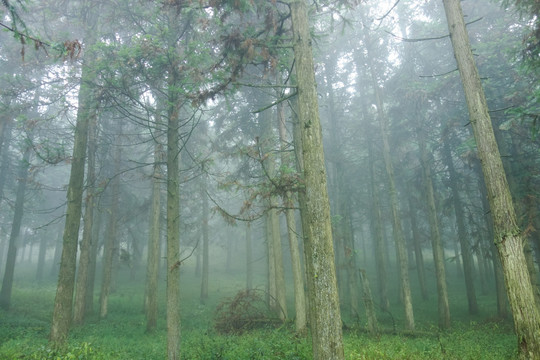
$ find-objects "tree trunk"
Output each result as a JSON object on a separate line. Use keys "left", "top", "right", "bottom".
{"left": 359, "top": 7, "right": 415, "bottom": 331}
{"left": 290, "top": 1, "right": 344, "bottom": 358}
{"left": 246, "top": 222, "right": 253, "bottom": 290}
{"left": 85, "top": 205, "right": 102, "bottom": 315}
{"left": 200, "top": 170, "right": 209, "bottom": 304}
{"left": 0, "top": 146, "right": 31, "bottom": 310}
{"left": 408, "top": 197, "right": 429, "bottom": 301}
{"left": 359, "top": 269, "right": 379, "bottom": 336}
{"left": 418, "top": 131, "right": 450, "bottom": 329}
{"left": 166, "top": 10, "right": 181, "bottom": 353}
{"left": 49, "top": 45, "right": 96, "bottom": 343}
{"left": 99, "top": 141, "right": 121, "bottom": 319}
{"left": 443, "top": 0, "right": 540, "bottom": 356}
{"left": 73, "top": 111, "right": 98, "bottom": 325}
{"left": 368, "top": 132, "right": 391, "bottom": 309}
{"left": 145, "top": 112, "right": 163, "bottom": 332}
{"left": 277, "top": 99, "right": 306, "bottom": 334}
{"left": 442, "top": 134, "right": 478, "bottom": 314}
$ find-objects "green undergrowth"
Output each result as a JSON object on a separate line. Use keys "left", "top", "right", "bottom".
{"left": 0, "top": 267, "right": 519, "bottom": 359}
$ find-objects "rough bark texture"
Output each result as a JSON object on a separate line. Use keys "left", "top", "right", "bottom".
{"left": 359, "top": 269, "right": 379, "bottom": 336}
{"left": 49, "top": 54, "right": 94, "bottom": 344}
{"left": 291, "top": 1, "right": 344, "bottom": 358}
{"left": 443, "top": 0, "right": 540, "bottom": 357}
{"left": 418, "top": 132, "right": 450, "bottom": 329}
{"left": 0, "top": 146, "right": 30, "bottom": 310}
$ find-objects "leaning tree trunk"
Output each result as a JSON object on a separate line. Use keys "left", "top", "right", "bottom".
{"left": 443, "top": 0, "right": 540, "bottom": 357}
{"left": 200, "top": 169, "right": 209, "bottom": 304}
{"left": 290, "top": 1, "right": 344, "bottom": 358}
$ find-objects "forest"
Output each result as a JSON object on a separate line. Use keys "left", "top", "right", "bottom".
{"left": 1, "top": 0, "right": 540, "bottom": 359}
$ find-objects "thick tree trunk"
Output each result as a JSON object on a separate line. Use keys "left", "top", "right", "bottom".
{"left": 291, "top": 1, "right": 344, "bottom": 358}
{"left": 442, "top": 134, "right": 478, "bottom": 314}
{"left": 443, "top": 0, "right": 540, "bottom": 357}
{"left": 49, "top": 50, "right": 95, "bottom": 343}
{"left": 359, "top": 269, "right": 379, "bottom": 335}
{"left": 73, "top": 111, "right": 98, "bottom": 325}
{"left": 418, "top": 132, "right": 450, "bottom": 329}
{"left": 0, "top": 146, "right": 31, "bottom": 310}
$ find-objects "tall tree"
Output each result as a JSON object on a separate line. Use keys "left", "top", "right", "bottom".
{"left": 443, "top": 0, "right": 540, "bottom": 357}
{"left": 290, "top": 0, "right": 344, "bottom": 358}
{"left": 49, "top": 3, "right": 98, "bottom": 342}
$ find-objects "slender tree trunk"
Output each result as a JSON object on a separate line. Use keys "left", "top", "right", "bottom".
{"left": 359, "top": 7, "right": 415, "bottom": 330}
{"left": 36, "top": 236, "right": 47, "bottom": 283}
{"left": 359, "top": 269, "right": 379, "bottom": 335}
{"left": 145, "top": 115, "right": 163, "bottom": 332}
{"left": 442, "top": 134, "right": 478, "bottom": 314}
{"left": 73, "top": 112, "right": 98, "bottom": 325}
{"left": 443, "top": 0, "right": 540, "bottom": 356}
{"left": 408, "top": 197, "right": 429, "bottom": 301}
{"left": 277, "top": 99, "right": 306, "bottom": 334}
{"left": 368, "top": 133, "right": 391, "bottom": 309}
{"left": 165, "top": 13, "right": 181, "bottom": 354}
{"left": 0, "top": 146, "right": 31, "bottom": 309}
{"left": 418, "top": 131, "right": 450, "bottom": 329}
{"left": 200, "top": 170, "right": 209, "bottom": 304}
{"left": 99, "top": 141, "right": 121, "bottom": 319}
{"left": 49, "top": 43, "right": 96, "bottom": 343}
{"left": 246, "top": 222, "right": 253, "bottom": 290}
{"left": 85, "top": 206, "right": 101, "bottom": 315}
{"left": 290, "top": 1, "right": 344, "bottom": 358}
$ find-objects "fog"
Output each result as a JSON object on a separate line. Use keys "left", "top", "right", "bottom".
{"left": 0, "top": 0, "right": 539, "bottom": 359}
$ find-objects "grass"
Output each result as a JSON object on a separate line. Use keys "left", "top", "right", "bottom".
{"left": 0, "top": 262, "right": 519, "bottom": 359}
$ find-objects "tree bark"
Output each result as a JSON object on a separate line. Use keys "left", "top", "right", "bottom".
{"left": 277, "top": 99, "right": 306, "bottom": 334}
{"left": 49, "top": 45, "right": 96, "bottom": 343}
{"left": 73, "top": 110, "right": 98, "bottom": 325}
{"left": 290, "top": 1, "right": 344, "bottom": 358}
{"left": 443, "top": 0, "right": 540, "bottom": 357}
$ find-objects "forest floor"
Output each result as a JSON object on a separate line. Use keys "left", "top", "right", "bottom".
{"left": 0, "top": 265, "right": 518, "bottom": 359}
